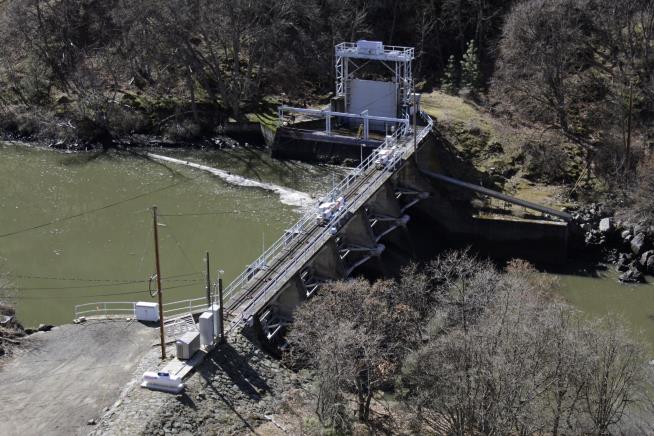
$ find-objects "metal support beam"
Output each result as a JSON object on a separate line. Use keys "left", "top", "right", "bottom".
{"left": 421, "top": 170, "right": 573, "bottom": 221}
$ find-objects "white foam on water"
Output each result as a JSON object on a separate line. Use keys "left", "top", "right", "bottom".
{"left": 147, "top": 153, "right": 314, "bottom": 208}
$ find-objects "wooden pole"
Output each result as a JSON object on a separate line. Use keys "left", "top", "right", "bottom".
{"left": 152, "top": 206, "right": 166, "bottom": 360}
{"left": 205, "top": 252, "right": 211, "bottom": 306}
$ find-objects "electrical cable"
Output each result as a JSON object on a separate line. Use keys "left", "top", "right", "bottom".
{"left": 158, "top": 210, "right": 254, "bottom": 217}
{"left": 8, "top": 271, "right": 199, "bottom": 283}
{"left": 0, "top": 174, "right": 201, "bottom": 239}
{"left": 2, "top": 277, "right": 201, "bottom": 291}
{"left": 158, "top": 215, "right": 204, "bottom": 283}
{"left": 3, "top": 281, "right": 202, "bottom": 300}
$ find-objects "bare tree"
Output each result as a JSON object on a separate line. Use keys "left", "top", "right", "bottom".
{"left": 581, "top": 317, "right": 646, "bottom": 435}
{"left": 398, "top": 254, "right": 647, "bottom": 435}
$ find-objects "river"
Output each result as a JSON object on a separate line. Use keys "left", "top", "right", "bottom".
{"left": 1, "top": 142, "right": 652, "bottom": 356}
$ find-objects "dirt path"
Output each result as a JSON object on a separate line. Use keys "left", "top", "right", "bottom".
{"left": 0, "top": 319, "right": 156, "bottom": 436}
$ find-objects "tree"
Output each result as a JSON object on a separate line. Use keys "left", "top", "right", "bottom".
{"left": 441, "top": 55, "right": 459, "bottom": 95}
{"left": 581, "top": 317, "right": 645, "bottom": 434}
{"left": 460, "top": 40, "right": 482, "bottom": 97}
{"left": 625, "top": 157, "right": 654, "bottom": 226}
{"left": 397, "top": 255, "right": 647, "bottom": 435}
{"left": 286, "top": 276, "right": 430, "bottom": 428}
{"left": 494, "top": 0, "right": 586, "bottom": 134}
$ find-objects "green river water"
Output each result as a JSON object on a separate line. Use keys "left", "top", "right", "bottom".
{"left": 1, "top": 142, "right": 652, "bottom": 356}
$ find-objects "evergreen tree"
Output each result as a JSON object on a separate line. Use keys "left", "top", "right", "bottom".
{"left": 460, "top": 40, "right": 483, "bottom": 97}
{"left": 441, "top": 54, "right": 459, "bottom": 95}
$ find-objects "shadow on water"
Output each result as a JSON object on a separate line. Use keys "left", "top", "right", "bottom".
{"left": 58, "top": 149, "right": 108, "bottom": 166}
{"left": 539, "top": 261, "right": 611, "bottom": 279}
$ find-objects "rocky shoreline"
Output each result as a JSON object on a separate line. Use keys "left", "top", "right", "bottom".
{"left": 91, "top": 327, "right": 314, "bottom": 436}
{"left": 572, "top": 203, "right": 654, "bottom": 283}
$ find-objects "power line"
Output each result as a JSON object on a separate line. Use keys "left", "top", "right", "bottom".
{"left": 0, "top": 174, "right": 201, "bottom": 239}
{"left": 4, "top": 278, "right": 201, "bottom": 291}
{"left": 3, "top": 281, "right": 202, "bottom": 300}
{"left": 5, "top": 289, "right": 151, "bottom": 300}
{"left": 8, "top": 271, "right": 199, "bottom": 283}
{"left": 158, "top": 216, "right": 204, "bottom": 282}
{"left": 158, "top": 209, "right": 264, "bottom": 217}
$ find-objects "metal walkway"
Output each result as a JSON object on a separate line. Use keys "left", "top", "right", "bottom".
{"left": 219, "top": 113, "right": 433, "bottom": 331}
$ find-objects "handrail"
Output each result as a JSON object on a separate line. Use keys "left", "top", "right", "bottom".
{"left": 74, "top": 301, "right": 136, "bottom": 319}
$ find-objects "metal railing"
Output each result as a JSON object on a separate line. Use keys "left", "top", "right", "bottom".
{"left": 162, "top": 296, "right": 209, "bottom": 318}
{"left": 73, "top": 297, "right": 209, "bottom": 320}
{"left": 74, "top": 301, "right": 136, "bottom": 319}
{"left": 335, "top": 42, "right": 414, "bottom": 60}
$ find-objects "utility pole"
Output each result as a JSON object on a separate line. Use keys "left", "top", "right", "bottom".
{"left": 217, "top": 269, "right": 225, "bottom": 343}
{"left": 152, "top": 206, "right": 166, "bottom": 360}
{"left": 205, "top": 252, "right": 211, "bottom": 306}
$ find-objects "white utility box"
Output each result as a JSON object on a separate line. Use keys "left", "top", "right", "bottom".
{"left": 134, "top": 302, "right": 159, "bottom": 322}
{"left": 210, "top": 304, "right": 221, "bottom": 337}
{"left": 199, "top": 311, "right": 214, "bottom": 348}
{"left": 176, "top": 331, "right": 200, "bottom": 360}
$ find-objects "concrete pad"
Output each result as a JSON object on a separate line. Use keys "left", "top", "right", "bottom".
{"left": 0, "top": 319, "right": 156, "bottom": 436}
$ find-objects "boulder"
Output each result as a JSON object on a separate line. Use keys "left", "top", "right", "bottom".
{"left": 648, "top": 256, "right": 654, "bottom": 274}
{"left": 37, "top": 324, "right": 54, "bottom": 332}
{"left": 619, "top": 266, "right": 645, "bottom": 284}
{"left": 616, "top": 253, "right": 632, "bottom": 272}
{"left": 631, "top": 232, "right": 647, "bottom": 255}
{"left": 621, "top": 229, "right": 632, "bottom": 240}
{"left": 599, "top": 217, "right": 613, "bottom": 233}
{"left": 640, "top": 250, "right": 654, "bottom": 267}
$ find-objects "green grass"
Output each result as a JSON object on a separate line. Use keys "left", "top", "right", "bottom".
{"left": 421, "top": 91, "right": 574, "bottom": 210}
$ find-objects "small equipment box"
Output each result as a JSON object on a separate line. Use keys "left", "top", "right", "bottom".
{"left": 134, "top": 302, "right": 159, "bottom": 322}
{"left": 199, "top": 311, "right": 214, "bottom": 348}
{"left": 176, "top": 331, "right": 200, "bottom": 360}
